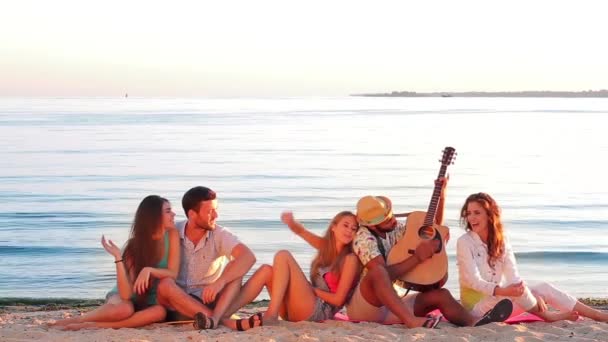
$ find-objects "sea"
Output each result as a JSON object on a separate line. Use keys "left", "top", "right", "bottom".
{"left": 1, "top": 96, "right": 607, "bottom": 302}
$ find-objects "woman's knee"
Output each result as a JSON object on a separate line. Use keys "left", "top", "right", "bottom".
{"left": 531, "top": 282, "right": 555, "bottom": 301}
{"left": 157, "top": 277, "right": 177, "bottom": 296}
{"left": 532, "top": 281, "right": 556, "bottom": 294}
{"left": 258, "top": 264, "right": 273, "bottom": 278}
{"left": 274, "top": 250, "right": 294, "bottom": 262}
{"left": 150, "top": 305, "right": 167, "bottom": 322}
{"left": 113, "top": 301, "right": 135, "bottom": 320}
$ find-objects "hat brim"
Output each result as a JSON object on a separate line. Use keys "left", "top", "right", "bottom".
{"left": 358, "top": 196, "right": 393, "bottom": 226}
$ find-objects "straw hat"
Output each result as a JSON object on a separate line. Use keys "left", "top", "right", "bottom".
{"left": 356, "top": 195, "right": 393, "bottom": 226}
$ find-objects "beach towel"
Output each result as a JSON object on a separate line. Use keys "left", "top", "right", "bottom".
{"left": 333, "top": 310, "right": 546, "bottom": 325}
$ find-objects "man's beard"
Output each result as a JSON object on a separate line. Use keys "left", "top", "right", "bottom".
{"left": 375, "top": 222, "right": 396, "bottom": 232}
{"left": 194, "top": 220, "right": 215, "bottom": 231}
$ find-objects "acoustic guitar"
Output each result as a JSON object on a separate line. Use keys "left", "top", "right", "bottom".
{"left": 386, "top": 146, "right": 456, "bottom": 292}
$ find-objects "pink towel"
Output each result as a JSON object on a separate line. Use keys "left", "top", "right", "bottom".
{"left": 333, "top": 310, "right": 545, "bottom": 325}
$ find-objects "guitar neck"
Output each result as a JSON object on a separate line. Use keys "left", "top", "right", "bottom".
{"left": 423, "top": 164, "right": 448, "bottom": 226}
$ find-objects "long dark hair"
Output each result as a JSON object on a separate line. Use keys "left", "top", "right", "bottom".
{"left": 310, "top": 211, "right": 358, "bottom": 279}
{"left": 122, "top": 195, "right": 168, "bottom": 301}
{"left": 459, "top": 192, "right": 505, "bottom": 268}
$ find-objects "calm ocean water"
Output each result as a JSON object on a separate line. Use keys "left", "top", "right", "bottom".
{"left": 1, "top": 97, "right": 607, "bottom": 301}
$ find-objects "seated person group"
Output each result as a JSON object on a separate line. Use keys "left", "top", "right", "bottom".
{"left": 51, "top": 184, "right": 608, "bottom": 331}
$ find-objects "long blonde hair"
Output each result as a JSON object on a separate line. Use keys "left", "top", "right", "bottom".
{"left": 459, "top": 193, "right": 505, "bottom": 268}
{"left": 310, "top": 211, "right": 358, "bottom": 279}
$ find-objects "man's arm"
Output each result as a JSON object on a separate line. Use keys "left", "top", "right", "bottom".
{"left": 434, "top": 177, "right": 448, "bottom": 225}
{"left": 219, "top": 243, "right": 256, "bottom": 284}
{"left": 200, "top": 243, "right": 256, "bottom": 304}
{"left": 373, "top": 253, "right": 420, "bottom": 281}
{"left": 379, "top": 239, "right": 438, "bottom": 281}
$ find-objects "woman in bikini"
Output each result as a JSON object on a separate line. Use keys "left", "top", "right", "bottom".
{"left": 195, "top": 210, "right": 360, "bottom": 330}
{"left": 457, "top": 192, "right": 608, "bottom": 323}
{"left": 51, "top": 195, "right": 180, "bottom": 330}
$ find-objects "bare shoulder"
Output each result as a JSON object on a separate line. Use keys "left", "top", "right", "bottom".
{"left": 344, "top": 253, "right": 360, "bottom": 265}
{"left": 168, "top": 228, "right": 180, "bottom": 240}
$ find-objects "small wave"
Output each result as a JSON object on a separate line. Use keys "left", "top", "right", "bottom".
{"left": 509, "top": 219, "right": 607, "bottom": 229}
{"left": 514, "top": 251, "right": 608, "bottom": 263}
{"left": 0, "top": 245, "right": 102, "bottom": 256}
{"left": 0, "top": 212, "right": 105, "bottom": 219}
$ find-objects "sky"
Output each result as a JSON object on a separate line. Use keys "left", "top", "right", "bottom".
{"left": 1, "top": 0, "right": 607, "bottom": 97}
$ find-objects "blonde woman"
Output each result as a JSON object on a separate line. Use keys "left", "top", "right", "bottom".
{"left": 201, "top": 210, "right": 360, "bottom": 331}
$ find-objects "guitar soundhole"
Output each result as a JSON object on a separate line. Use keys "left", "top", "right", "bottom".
{"left": 418, "top": 226, "right": 435, "bottom": 240}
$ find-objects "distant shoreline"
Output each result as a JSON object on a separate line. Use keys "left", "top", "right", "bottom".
{"left": 353, "top": 90, "right": 608, "bottom": 98}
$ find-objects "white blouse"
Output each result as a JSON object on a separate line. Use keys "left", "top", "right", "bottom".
{"left": 456, "top": 231, "right": 521, "bottom": 297}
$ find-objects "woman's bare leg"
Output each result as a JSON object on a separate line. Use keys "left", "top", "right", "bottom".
{"left": 528, "top": 304, "right": 579, "bottom": 322}
{"left": 221, "top": 265, "right": 273, "bottom": 331}
{"left": 50, "top": 294, "right": 134, "bottom": 326}
{"left": 63, "top": 305, "right": 166, "bottom": 330}
{"left": 573, "top": 302, "right": 608, "bottom": 322}
{"left": 264, "top": 250, "right": 317, "bottom": 323}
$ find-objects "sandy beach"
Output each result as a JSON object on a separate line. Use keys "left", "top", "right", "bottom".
{"left": 1, "top": 300, "right": 607, "bottom": 342}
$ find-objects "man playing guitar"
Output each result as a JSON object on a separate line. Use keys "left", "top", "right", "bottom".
{"left": 346, "top": 177, "right": 513, "bottom": 328}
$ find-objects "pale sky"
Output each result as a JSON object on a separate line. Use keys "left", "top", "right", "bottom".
{"left": 1, "top": 0, "right": 607, "bottom": 97}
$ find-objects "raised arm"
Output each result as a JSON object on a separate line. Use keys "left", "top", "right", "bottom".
{"left": 281, "top": 211, "right": 324, "bottom": 250}
{"left": 314, "top": 254, "right": 360, "bottom": 306}
{"left": 101, "top": 235, "right": 134, "bottom": 301}
{"left": 434, "top": 176, "right": 448, "bottom": 226}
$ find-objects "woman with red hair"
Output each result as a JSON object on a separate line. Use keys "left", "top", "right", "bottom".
{"left": 457, "top": 192, "right": 607, "bottom": 322}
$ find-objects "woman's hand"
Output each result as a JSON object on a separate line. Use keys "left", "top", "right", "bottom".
{"left": 532, "top": 291, "right": 548, "bottom": 312}
{"left": 497, "top": 281, "right": 525, "bottom": 297}
{"left": 133, "top": 267, "right": 152, "bottom": 295}
{"left": 281, "top": 211, "right": 303, "bottom": 235}
{"left": 101, "top": 235, "right": 122, "bottom": 260}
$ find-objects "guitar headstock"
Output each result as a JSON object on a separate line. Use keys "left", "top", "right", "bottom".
{"left": 440, "top": 146, "right": 456, "bottom": 166}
